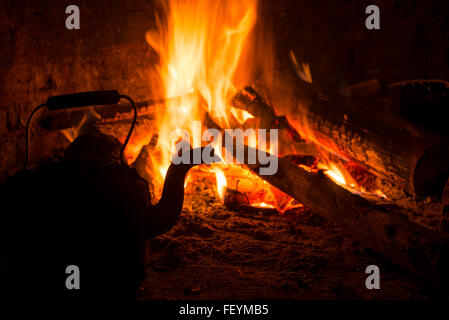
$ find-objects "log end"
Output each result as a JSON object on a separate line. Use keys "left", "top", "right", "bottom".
{"left": 413, "top": 143, "right": 449, "bottom": 197}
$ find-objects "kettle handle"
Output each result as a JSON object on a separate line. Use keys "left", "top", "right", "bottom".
{"left": 24, "top": 91, "right": 137, "bottom": 170}
{"left": 46, "top": 90, "right": 121, "bottom": 110}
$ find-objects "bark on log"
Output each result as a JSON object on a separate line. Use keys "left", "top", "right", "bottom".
{"left": 231, "top": 88, "right": 321, "bottom": 158}
{"left": 246, "top": 70, "right": 449, "bottom": 197}
{"left": 231, "top": 87, "right": 301, "bottom": 141}
{"left": 241, "top": 145, "right": 449, "bottom": 284}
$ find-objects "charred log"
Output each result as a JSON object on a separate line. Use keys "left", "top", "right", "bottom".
{"left": 241, "top": 145, "right": 449, "bottom": 284}
{"left": 243, "top": 70, "right": 449, "bottom": 198}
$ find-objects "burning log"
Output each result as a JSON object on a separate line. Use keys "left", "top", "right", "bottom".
{"left": 241, "top": 146, "right": 449, "bottom": 284}
{"left": 239, "top": 70, "right": 449, "bottom": 198}
{"left": 231, "top": 87, "right": 302, "bottom": 142}
{"left": 231, "top": 87, "right": 320, "bottom": 158}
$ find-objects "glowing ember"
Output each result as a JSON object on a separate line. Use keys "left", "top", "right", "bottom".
{"left": 251, "top": 202, "right": 275, "bottom": 209}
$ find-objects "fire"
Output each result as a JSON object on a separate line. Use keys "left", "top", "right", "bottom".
{"left": 230, "top": 107, "right": 255, "bottom": 124}
{"left": 146, "top": 0, "right": 258, "bottom": 187}
{"left": 61, "top": 108, "right": 101, "bottom": 142}
{"left": 289, "top": 51, "right": 312, "bottom": 83}
{"left": 213, "top": 167, "right": 227, "bottom": 201}
{"left": 287, "top": 61, "right": 385, "bottom": 196}
{"left": 139, "top": 0, "right": 384, "bottom": 210}
{"left": 322, "top": 163, "right": 346, "bottom": 186}
{"left": 251, "top": 202, "right": 275, "bottom": 209}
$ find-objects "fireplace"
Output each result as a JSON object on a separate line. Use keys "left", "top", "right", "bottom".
{"left": 1, "top": 0, "right": 449, "bottom": 301}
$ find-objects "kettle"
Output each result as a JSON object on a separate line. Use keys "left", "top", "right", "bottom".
{"left": 0, "top": 91, "right": 216, "bottom": 301}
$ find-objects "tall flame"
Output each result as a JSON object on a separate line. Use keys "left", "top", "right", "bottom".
{"left": 141, "top": 0, "right": 383, "bottom": 209}
{"left": 213, "top": 167, "right": 227, "bottom": 201}
{"left": 146, "top": 0, "right": 258, "bottom": 184}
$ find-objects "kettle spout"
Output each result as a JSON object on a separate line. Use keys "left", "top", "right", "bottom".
{"left": 143, "top": 146, "right": 220, "bottom": 238}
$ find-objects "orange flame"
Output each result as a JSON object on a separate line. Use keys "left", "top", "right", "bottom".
{"left": 140, "top": 0, "right": 384, "bottom": 210}
{"left": 230, "top": 107, "right": 255, "bottom": 124}
{"left": 146, "top": 0, "right": 258, "bottom": 185}
{"left": 213, "top": 167, "right": 227, "bottom": 201}
{"left": 321, "top": 163, "right": 346, "bottom": 185}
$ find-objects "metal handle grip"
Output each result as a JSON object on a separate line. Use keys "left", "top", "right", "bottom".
{"left": 24, "top": 91, "right": 137, "bottom": 170}
{"left": 46, "top": 90, "right": 120, "bottom": 111}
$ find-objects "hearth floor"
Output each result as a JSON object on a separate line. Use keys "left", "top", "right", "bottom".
{"left": 138, "top": 175, "right": 431, "bottom": 300}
